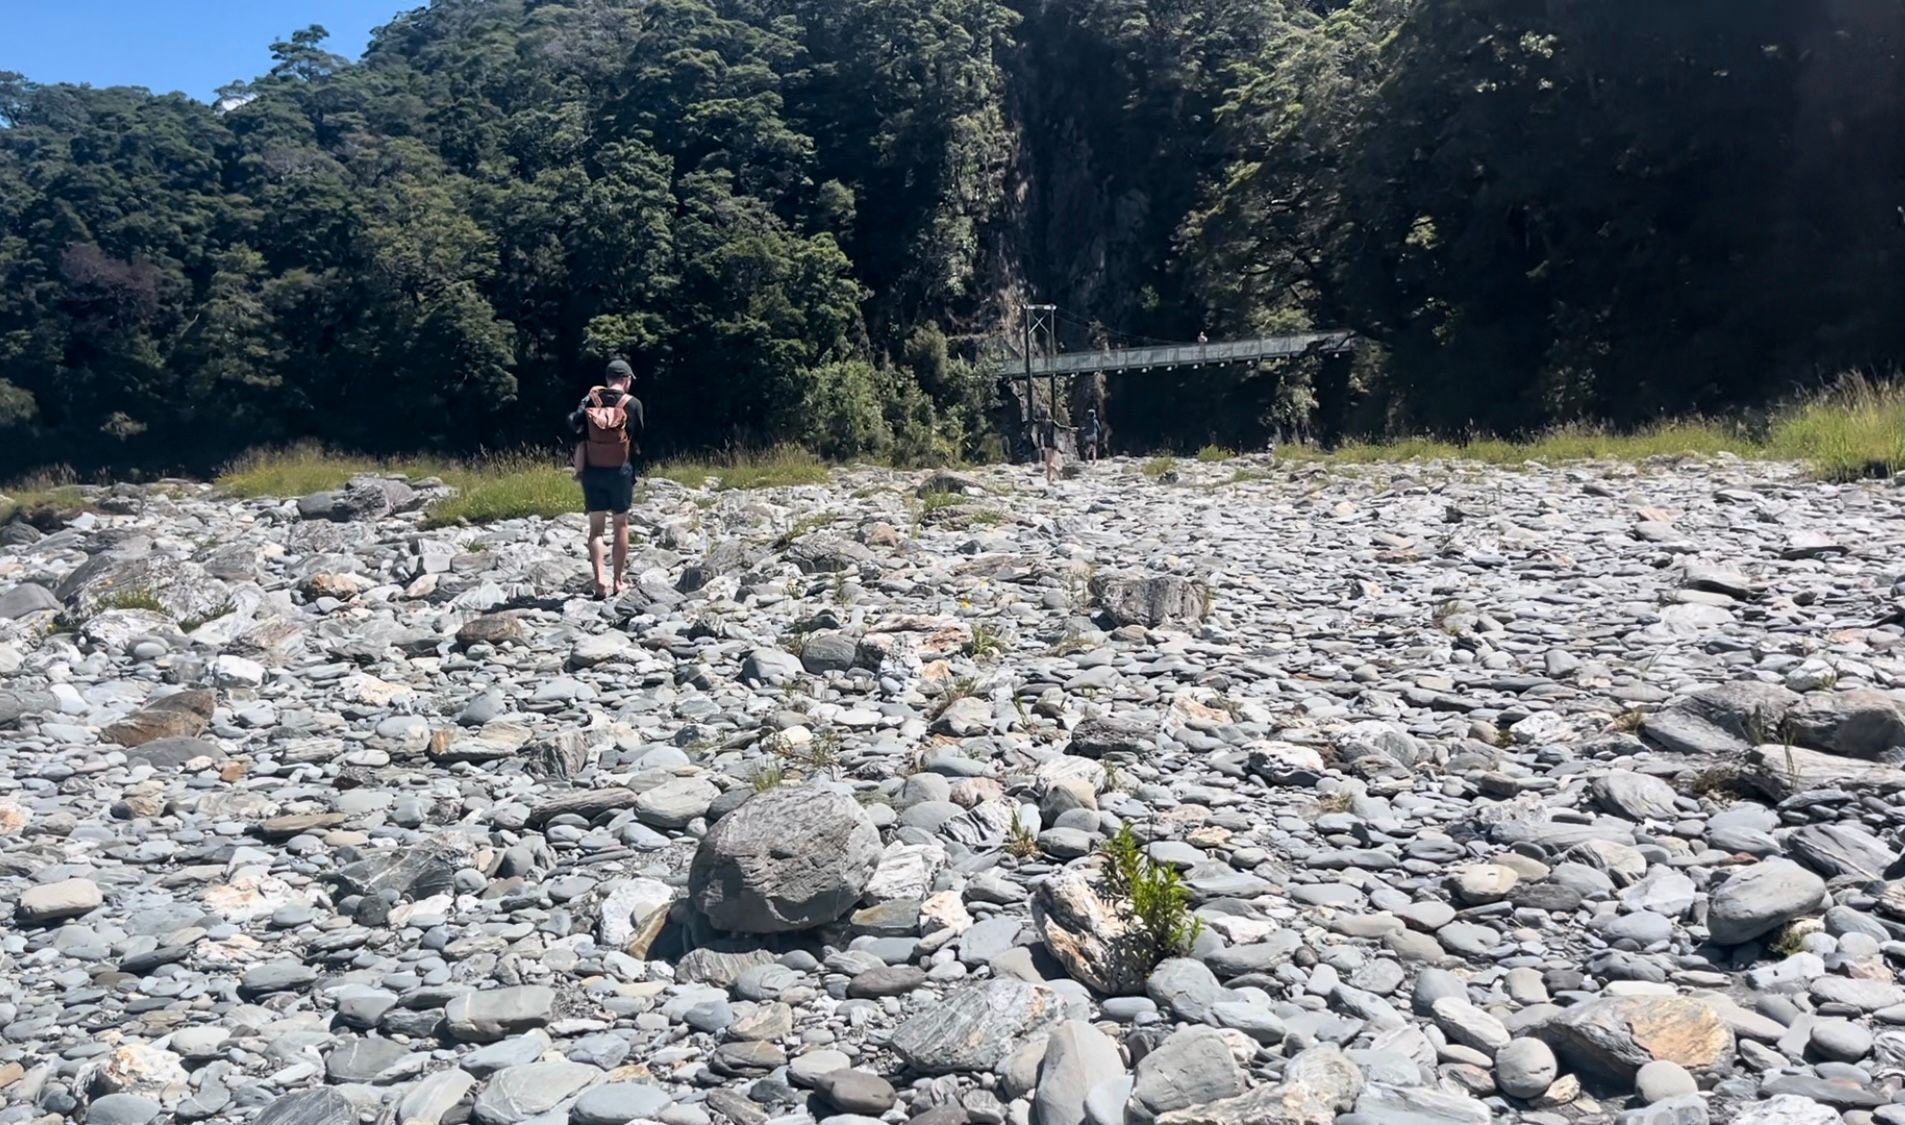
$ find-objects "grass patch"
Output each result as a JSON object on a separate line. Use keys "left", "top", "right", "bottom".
{"left": 1767, "top": 375, "right": 1905, "bottom": 481}
{"left": 1141, "top": 456, "right": 1178, "bottom": 479}
{"left": 1276, "top": 381, "right": 1905, "bottom": 480}
{"left": 95, "top": 588, "right": 165, "bottom": 614}
{"left": 1292, "top": 423, "right": 1757, "bottom": 467}
{"left": 217, "top": 444, "right": 423, "bottom": 498}
{"left": 649, "top": 446, "right": 829, "bottom": 491}
{"left": 774, "top": 512, "right": 839, "bottom": 548}
{"left": 220, "top": 445, "right": 572, "bottom": 527}
{"left": 966, "top": 622, "right": 1006, "bottom": 660}
{"left": 1194, "top": 444, "right": 1235, "bottom": 463}
{"left": 0, "top": 468, "right": 92, "bottom": 524}
{"left": 222, "top": 444, "right": 831, "bottom": 523}
{"left": 1006, "top": 808, "right": 1040, "bottom": 859}
{"left": 423, "top": 462, "right": 577, "bottom": 528}
{"left": 919, "top": 489, "right": 963, "bottom": 514}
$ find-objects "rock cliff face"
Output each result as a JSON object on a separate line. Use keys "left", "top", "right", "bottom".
{"left": 1, "top": 452, "right": 1903, "bottom": 1124}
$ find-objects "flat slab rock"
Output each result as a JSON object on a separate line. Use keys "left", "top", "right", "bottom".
{"left": 889, "top": 979, "right": 1066, "bottom": 1074}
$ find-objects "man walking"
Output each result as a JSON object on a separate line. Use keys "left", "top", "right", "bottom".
{"left": 569, "top": 359, "right": 644, "bottom": 598}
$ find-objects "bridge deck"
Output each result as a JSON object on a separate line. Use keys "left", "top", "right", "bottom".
{"left": 997, "top": 331, "right": 1355, "bottom": 377}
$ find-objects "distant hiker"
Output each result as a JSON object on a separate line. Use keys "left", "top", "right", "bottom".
{"left": 1197, "top": 330, "right": 1208, "bottom": 345}
{"left": 1081, "top": 408, "right": 1101, "bottom": 464}
{"left": 569, "top": 358, "right": 645, "bottom": 598}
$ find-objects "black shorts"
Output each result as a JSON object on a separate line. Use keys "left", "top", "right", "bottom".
{"left": 581, "top": 463, "right": 635, "bottom": 514}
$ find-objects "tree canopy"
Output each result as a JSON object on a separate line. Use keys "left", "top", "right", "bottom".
{"left": 3, "top": 0, "right": 1901, "bottom": 474}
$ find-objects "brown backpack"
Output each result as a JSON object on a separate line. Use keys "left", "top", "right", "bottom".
{"left": 582, "top": 389, "right": 631, "bottom": 468}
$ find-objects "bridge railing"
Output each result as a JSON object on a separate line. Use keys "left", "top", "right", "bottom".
{"left": 993, "top": 331, "right": 1356, "bottom": 376}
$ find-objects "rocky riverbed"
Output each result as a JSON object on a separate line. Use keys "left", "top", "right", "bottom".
{"left": 3, "top": 453, "right": 1905, "bottom": 1125}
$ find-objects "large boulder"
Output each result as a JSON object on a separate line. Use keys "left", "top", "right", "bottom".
{"left": 1068, "top": 716, "right": 1153, "bottom": 759}
{"left": 57, "top": 553, "right": 232, "bottom": 627}
{"left": 1089, "top": 572, "right": 1208, "bottom": 629}
{"left": 1541, "top": 996, "right": 1734, "bottom": 1080}
{"left": 889, "top": 979, "right": 1065, "bottom": 1074}
{"left": 1641, "top": 682, "right": 1799, "bottom": 755}
{"left": 1786, "top": 689, "right": 1905, "bottom": 762}
{"left": 101, "top": 691, "right": 216, "bottom": 748}
{"left": 1032, "top": 867, "right": 1151, "bottom": 995}
{"left": 1786, "top": 824, "right": 1897, "bottom": 881}
{"left": 689, "top": 785, "right": 880, "bottom": 933}
{"left": 1743, "top": 744, "right": 1905, "bottom": 800}
{"left": 1706, "top": 859, "right": 1827, "bottom": 945}
{"left": 299, "top": 475, "right": 419, "bottom": 522}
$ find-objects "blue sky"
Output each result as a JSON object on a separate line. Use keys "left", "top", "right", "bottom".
{"left": 2, "top": 0, "right": 410, "bottom": 101}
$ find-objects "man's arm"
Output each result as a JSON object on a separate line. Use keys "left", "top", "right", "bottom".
{"left": 567, "top": 393, "right": 592, "bottom": 435}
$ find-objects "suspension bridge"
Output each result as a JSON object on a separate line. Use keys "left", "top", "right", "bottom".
{"left": 987, "top": 303, "right": 1357, "bottom": 459}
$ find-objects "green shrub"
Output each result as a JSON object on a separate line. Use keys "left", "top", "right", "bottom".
{"left": 1006, "top": 809, "right": 1040, "bottom": 859}
{"left": 1098, "top": 823, "right": 1202, "bottom": 965}
{"left": 802, "top": 359, "right": 893, "bottom": 461}
{"left": 1141, "top": 456, "right": 1177, "bottom": 479}
{"left": 1194, "top": 444, "right": 1235, "bottom": 462}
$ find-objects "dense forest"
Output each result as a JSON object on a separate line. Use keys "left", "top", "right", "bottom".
{"left": 2, "top": 0, "right": 1903, "bottom": 475}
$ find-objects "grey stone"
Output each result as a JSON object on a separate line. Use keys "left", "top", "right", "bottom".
{"left": 1593, "top": 772, "right": 1680, "bottom": 821}
{"left": 1353, "top": 1083, "right": 1491, "bottom": 1125}
{"left": 1494, "top": 1039, "right": 1556, "bottom": 1099}
{"left": 889, "top": 980, "right": 1065, "bottom": 1074}
{"left": 1787, "top": 689, "right": 1905, "bottom": 761}
{"left": 0, "top": 582, "right": 59, "bottom": 619}
{"left": 252, "top": 1089, "right": 355, "bottom": 1125}
{"left": 86, "top": 1094, "right": 163, "bottom": 1125}
{"left": 1145, "top": 958, "right": 1224, "bottom": 1025}
{"left": 472, "top": 1061, "right": 599, "bottom": 1125}
{"left": 1033, "top": 1020, "right": 1125, "bottom": 1125}
{"left": 821, "top": 1071, "right": 898, "bottom": 1116}
{"left": 1089, "top": 573, "right": 1207, "bottom": 629}
{"left": 1641, "top": 682, "right": 1799, "bottom": 755}
{"left": 444, "top": 986, "right": 556, "bottom": 1042}
{"left": 1127, "top": 1026, "right": 1246, "bottom": 1125}
{"left": 689, "top": 785, "right": 881, "bottom": 933}
{"left": 1706, "top": 860, "right": 1827, "bottom": 945}
{"left": 571, "top": 1084, "right": 674, "bottom": 1125}
{"left": 17, "top": 877, "right": 101, "bottom": 924}
{"left": 1635, "top": 1060, "right": 1697, "bottom": 1104}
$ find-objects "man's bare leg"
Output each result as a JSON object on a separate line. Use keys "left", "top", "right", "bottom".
{"left": 611, "top": 513, "right": 630, "bottom": 595}
{"left": 588, "top": 511, "right": 609, "bottom": 595}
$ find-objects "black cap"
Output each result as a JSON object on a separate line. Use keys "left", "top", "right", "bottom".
{"left": 606, "top": 358, "right": 634, "bottom": 380}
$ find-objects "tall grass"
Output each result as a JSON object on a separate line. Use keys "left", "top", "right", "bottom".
{"left": 212, "top": 443, "right": 832, "bottom": 527}
{"left": 1296, "top": 421, "right": 1758, "bottom": 467}
{"left": 218, "top": 444, "right": 461, "bottom": 498}
{"left": 0, "top": 466, "right": 91, "bottom": 524}
{"left": 646, "top": 446, "right": 829, "bottom": 491}
{"left": 1766, "top": 375, "right": 1905, "bottom": 481}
